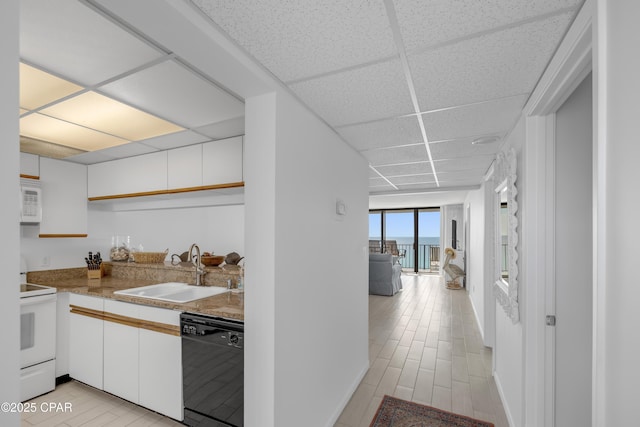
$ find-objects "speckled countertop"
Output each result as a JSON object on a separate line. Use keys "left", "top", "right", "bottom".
{"left": 26, "top": 262, "right": 244, "bottom": 321}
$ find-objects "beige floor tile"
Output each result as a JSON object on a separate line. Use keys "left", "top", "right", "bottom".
{"left": 431, "top": 386, "right": 452, "bottom": 411}
{"left": 374, "top": 366, "right": 402, "bottom": 397}
{"left": 397, "top": 359, "right": 420, "bottom": 389}
{"left": 434, "top": 359, "right": 452, "bottom": 388}
{"left": 412, "top": 369, "right": 435, "bottom": 404}
{"left": 437, "top": 340, "right": 452, "bottom": 361}
{"left": 452, "top": 380, "right": 474, "bottom": 417}
{"left": 389, "top": 345, "right": 410, "bottom": 369}
{"left": 362, "top": 357, "right": 390, "bottom": 386}
{"left": 420, "top": 347, "right": 437, "bottom": 371}
{"left": 337, "top": 382, "right": 377, "bottom": 427}
{"left": 407, "top": 340, "right": 424, "bottom": 361}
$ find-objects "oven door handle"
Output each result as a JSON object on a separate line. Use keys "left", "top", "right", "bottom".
{"left": 20, "top": 294, "right": 56, "bottom": 307}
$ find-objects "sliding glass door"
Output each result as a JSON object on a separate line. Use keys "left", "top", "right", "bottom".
{"left": 368, "top": 208, "right": 441, "bottom": 273}
{"left": 418, "top": 209, "right": 441, "bottom": 272}
{"left": 383, "top": 210, "right": 414, "bottom": 269}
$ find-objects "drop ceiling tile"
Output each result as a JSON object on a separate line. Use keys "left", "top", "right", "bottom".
{"left": 20, "top": 0, "right": 164, "bottom": 86}
{"left": 94, "top": 142, "right": 161, "bottom": 159}
{"left": 437, "top": 170, "right": 488, "bottom": 186}
{"left": 20, "top": 114, "right": 129, "bottom": 152}
{"left": 432, "top": 155, "right": 495, "bottom": 173}
{"left": 192, "top": 0, "right": 397, "bottom": 82}
{"left": 376, "top": 162, "right": 432, "bottom": 177}
{"left": 195, "top": 117, "right": 245, "bottom": 140}
{"left": 138, "top": 130, "right": 211, "bottom": 151}
{"left": 408, "top": 12, "right": 575, "bottom": 110}
{"left": 369, "top": 182, "right": 397, "bottom": 192}
{"left": 65, "top": 151, "right": 119, "bottom": 165}
{"left": 430, "top": 137, "right": 502, "bottom": 160}
{"left": 100, "top": 61, "right": 244, "bottom": 128}
{"left": 289, "top": 59, "right": 413, "bottom": 127}
{"left": 19, "top": 63, "right": 83, "bottom": 110}
{"left": 395, "top": 182, "right": 439, "bottom": 191}
{"left": 369, "top": 177, "right": 390, "bottom": 187}
{"left": 394, "top": 0, "right": 584, "bottom": 51}
{"left": 421, "top": 95, "right": 526, "bottom": 142}
{"left": 361, "top": 144, "right": 428, "bottom": 166}
{"left": 20, "top": 136, "right": 86, "bottom": 159}
{"left": 389, "top": 174, "right": 436, "bottom": 186}
{"left": 338, "top": 115, "right": 422, "bottom": 151}
{"left": 41, "top": 92, "right": 183, "bottom": 141}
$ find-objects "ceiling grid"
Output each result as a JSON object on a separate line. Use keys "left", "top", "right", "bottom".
{"left": 19, "top": 0, "right": 586, "bottom": 195}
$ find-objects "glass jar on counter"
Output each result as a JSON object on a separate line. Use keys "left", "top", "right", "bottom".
{"left": 110, "top": 235, "right": 130, "bottom": 262}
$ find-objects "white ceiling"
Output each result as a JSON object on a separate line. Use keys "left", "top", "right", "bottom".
{"left": 19, "top": 0, "right": 585, "bottom": 200}
{"left": 190, "top": 0, "right": 584, "bottom": 197}
{"left": 19, "top": 0, "right": 245, "bottom": 165}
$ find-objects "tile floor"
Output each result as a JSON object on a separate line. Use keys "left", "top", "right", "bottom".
{"left": 21, "top": 381, "right": 182, "bottom": 426}
{"left": 335, "top": 273, "right": 509, "bottom": 427}
{"left": 22, "top": 273, "right": 508, "bottom": 427}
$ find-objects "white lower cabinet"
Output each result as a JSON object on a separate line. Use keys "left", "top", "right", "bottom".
{"left": 68, "top": 294, "right": 104, "bottom": 390}
{"left": 103, "top": 300, "right": 139, "bottom": 404}
{"left": 138, "top": 305, "right": 182, "bottom": 420}
{"left": 68, "top": 297, "right": 182, "bottom": 421}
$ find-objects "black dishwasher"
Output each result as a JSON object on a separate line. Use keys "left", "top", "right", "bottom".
{"left": 181, "top": 313, "right": 244, "bottom": 427}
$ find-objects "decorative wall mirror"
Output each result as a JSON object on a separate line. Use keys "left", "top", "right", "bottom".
{"left": 493, "top": 148, "right": 519, "bottom": 323}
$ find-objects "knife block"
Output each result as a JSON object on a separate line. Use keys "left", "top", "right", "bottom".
{"left": 87, "top": 264, "right": 104, "bottom": 280}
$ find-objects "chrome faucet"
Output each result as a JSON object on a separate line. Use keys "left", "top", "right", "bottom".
{"left": 188, "top": 243, "right": 207, "bottom": 286}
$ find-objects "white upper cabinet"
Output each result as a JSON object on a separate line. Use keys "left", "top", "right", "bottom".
{"left": 88, "top": 151, "right": 168, "bottom": 198}
{"left": 20, "top": 152, "right": 40, "bottom": 177}
{"left": 202, "top": 136, "right": 243, "bottom": 185}
{"left": 167, "top": 144, "right": 203, "bottom": 189}
{"left": 39, "top": 157, "right": 87, "bottom": 236}
{"left": 88, "top": 137, "right": 243, "bottom": 200}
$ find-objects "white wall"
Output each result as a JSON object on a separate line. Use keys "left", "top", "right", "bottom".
{"left": 245, "top": 90, "right": 369, "bottom": 427}
{"left": 1, "top": 0, "right": 21, "bottom": 425}
{"left": 597, "top": 1, "right": 640, "bottom": 424}
{"left": 464, "top": 187, "right": 487, "bottom": 342}
{"left": 493, "top": 115, "right": 525, "bottom": 427}
{"left": 20, "top": 203, "right": 244, "bottom": 271}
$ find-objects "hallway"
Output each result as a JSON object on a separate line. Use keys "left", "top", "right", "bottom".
{"left": 335, "top": 274, "right": 509, "bottom": 427}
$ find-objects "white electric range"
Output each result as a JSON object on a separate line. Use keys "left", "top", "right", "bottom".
{"left": 20, "top": 267, "right": 57, "bottom": 401}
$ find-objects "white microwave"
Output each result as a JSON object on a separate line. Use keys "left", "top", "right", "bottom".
{"left": 20, "top": 179, "right": 42, "bottom": 224}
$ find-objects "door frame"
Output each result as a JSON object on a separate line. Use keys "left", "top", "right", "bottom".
{"left": 520, "top": 1, "right": 594, "bottom": 425}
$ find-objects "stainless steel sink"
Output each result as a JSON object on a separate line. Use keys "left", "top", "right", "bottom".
{"left": 114, "top": 282, "right": 228, "bottom": 303}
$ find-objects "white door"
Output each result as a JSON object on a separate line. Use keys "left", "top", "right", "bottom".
{"left": 552, "top": 72, "right": 593, "bottom": 426}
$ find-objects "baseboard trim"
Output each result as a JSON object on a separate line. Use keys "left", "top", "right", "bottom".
{"left": 493, "top": 371, "right": 516, "bottom": 427}
{"left": 325, "top": 360, "right": 370, "bottom": 427}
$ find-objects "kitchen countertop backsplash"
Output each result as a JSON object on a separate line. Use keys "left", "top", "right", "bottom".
{"left": 26, "top": 262, "right": 244, "bottom": 321}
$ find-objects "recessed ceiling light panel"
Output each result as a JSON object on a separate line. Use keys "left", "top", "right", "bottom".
{"left": 40, "top": 92, "right": 184, "bottom": 141}
{"left": 19, "top": 62, "right": 83, "bottom": 110}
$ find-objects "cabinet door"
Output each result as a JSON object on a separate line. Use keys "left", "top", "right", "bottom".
{"left": 88, "top": 151, "right": 168, "bottom": 198}
{"left": 103, "top": 300, "right": 139, "bottom": 404}
{"left": 55, "top": 292, "right": 69, "bottom": 378}
{"left": 202, "top": 136, "right": 243, "bottom": 185}
{"left": 39, "top": 157, "right": 88, "bottom": 236}
{"left": 68, "top": 294, "right": 103, "bottom": 389}
{"left": 138, "top": 305, "right": 183, "bottom": 420}
{"left": 168, "top": 144, "right": 203, "bottom": 189}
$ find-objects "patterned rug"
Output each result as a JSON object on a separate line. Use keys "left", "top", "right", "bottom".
{"left": 369, "top": 396, "right": 494, "bottom": 427}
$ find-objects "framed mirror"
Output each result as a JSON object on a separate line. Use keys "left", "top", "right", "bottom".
{"left": 493, "top": 148, "right": 519, "bottom": 323}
